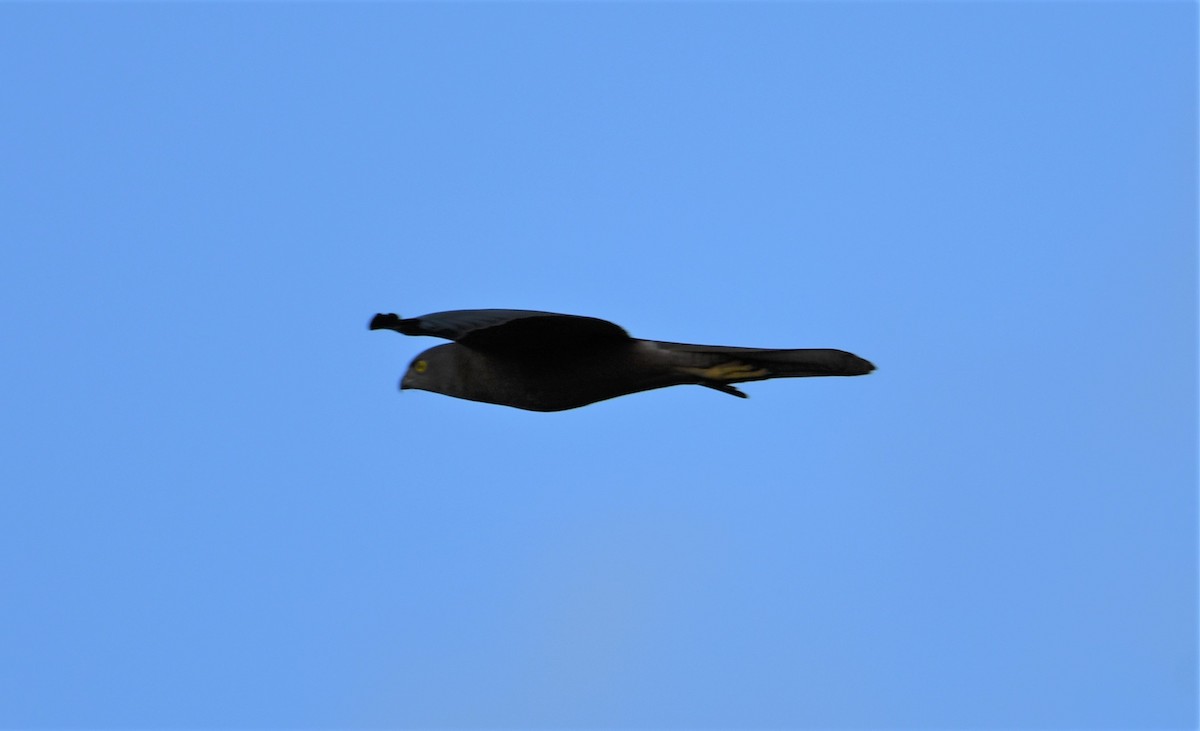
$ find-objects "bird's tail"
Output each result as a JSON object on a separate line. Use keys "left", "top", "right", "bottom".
{"left": 725, "top": 347, "right": 876, "bottom": 378}
{"left": 659, "top": 343, "right": 874, "bottom": 398}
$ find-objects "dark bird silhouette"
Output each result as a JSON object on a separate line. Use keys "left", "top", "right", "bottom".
{"left": 370, "top": 309, "right": 874, "bottom": 412}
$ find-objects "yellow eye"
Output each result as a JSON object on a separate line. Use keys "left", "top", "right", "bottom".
{"left": 414, "top": 360, "right": 428, "bottom": 373}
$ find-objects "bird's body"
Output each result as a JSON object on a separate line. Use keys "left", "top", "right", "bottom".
{"left": 408, "top": 339, "right": 668, "bottom": 412}
{"left": 370, "top": 309, "right": 874, "bottom": 412}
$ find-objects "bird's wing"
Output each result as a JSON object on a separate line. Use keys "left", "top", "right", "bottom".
{"left": 369, "top": 309, "right": 630, "bottom": 352}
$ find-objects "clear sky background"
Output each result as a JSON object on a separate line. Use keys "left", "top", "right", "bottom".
{"left": 1, "top": 3, "right": 1195, "bottom": 729}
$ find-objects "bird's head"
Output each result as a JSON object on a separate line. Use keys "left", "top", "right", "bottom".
{"left": 400, "top": 344, "right": 459, "bottom": 395}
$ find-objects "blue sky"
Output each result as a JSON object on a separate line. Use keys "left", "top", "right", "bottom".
{"left": 1, "top": 3, "right": 1195, "bottom": 729}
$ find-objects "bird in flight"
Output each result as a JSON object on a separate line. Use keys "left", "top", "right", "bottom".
{"left": 370, "top": 309, "right": 874, "bottom": 412}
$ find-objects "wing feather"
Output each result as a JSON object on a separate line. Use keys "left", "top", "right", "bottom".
{"left": 370, "top": 309, "right": 630, "bottom": 352}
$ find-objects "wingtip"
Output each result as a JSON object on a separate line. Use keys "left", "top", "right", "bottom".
{"left": 369, "top": 313, "right": 403, "bottom": 331}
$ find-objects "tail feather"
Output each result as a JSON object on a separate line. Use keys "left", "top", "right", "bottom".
{"left": 735, "top": 348, "right": 876, "bottom": 378}
{"left": 660, "top": 342, "right": 875, "bottom": 382}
